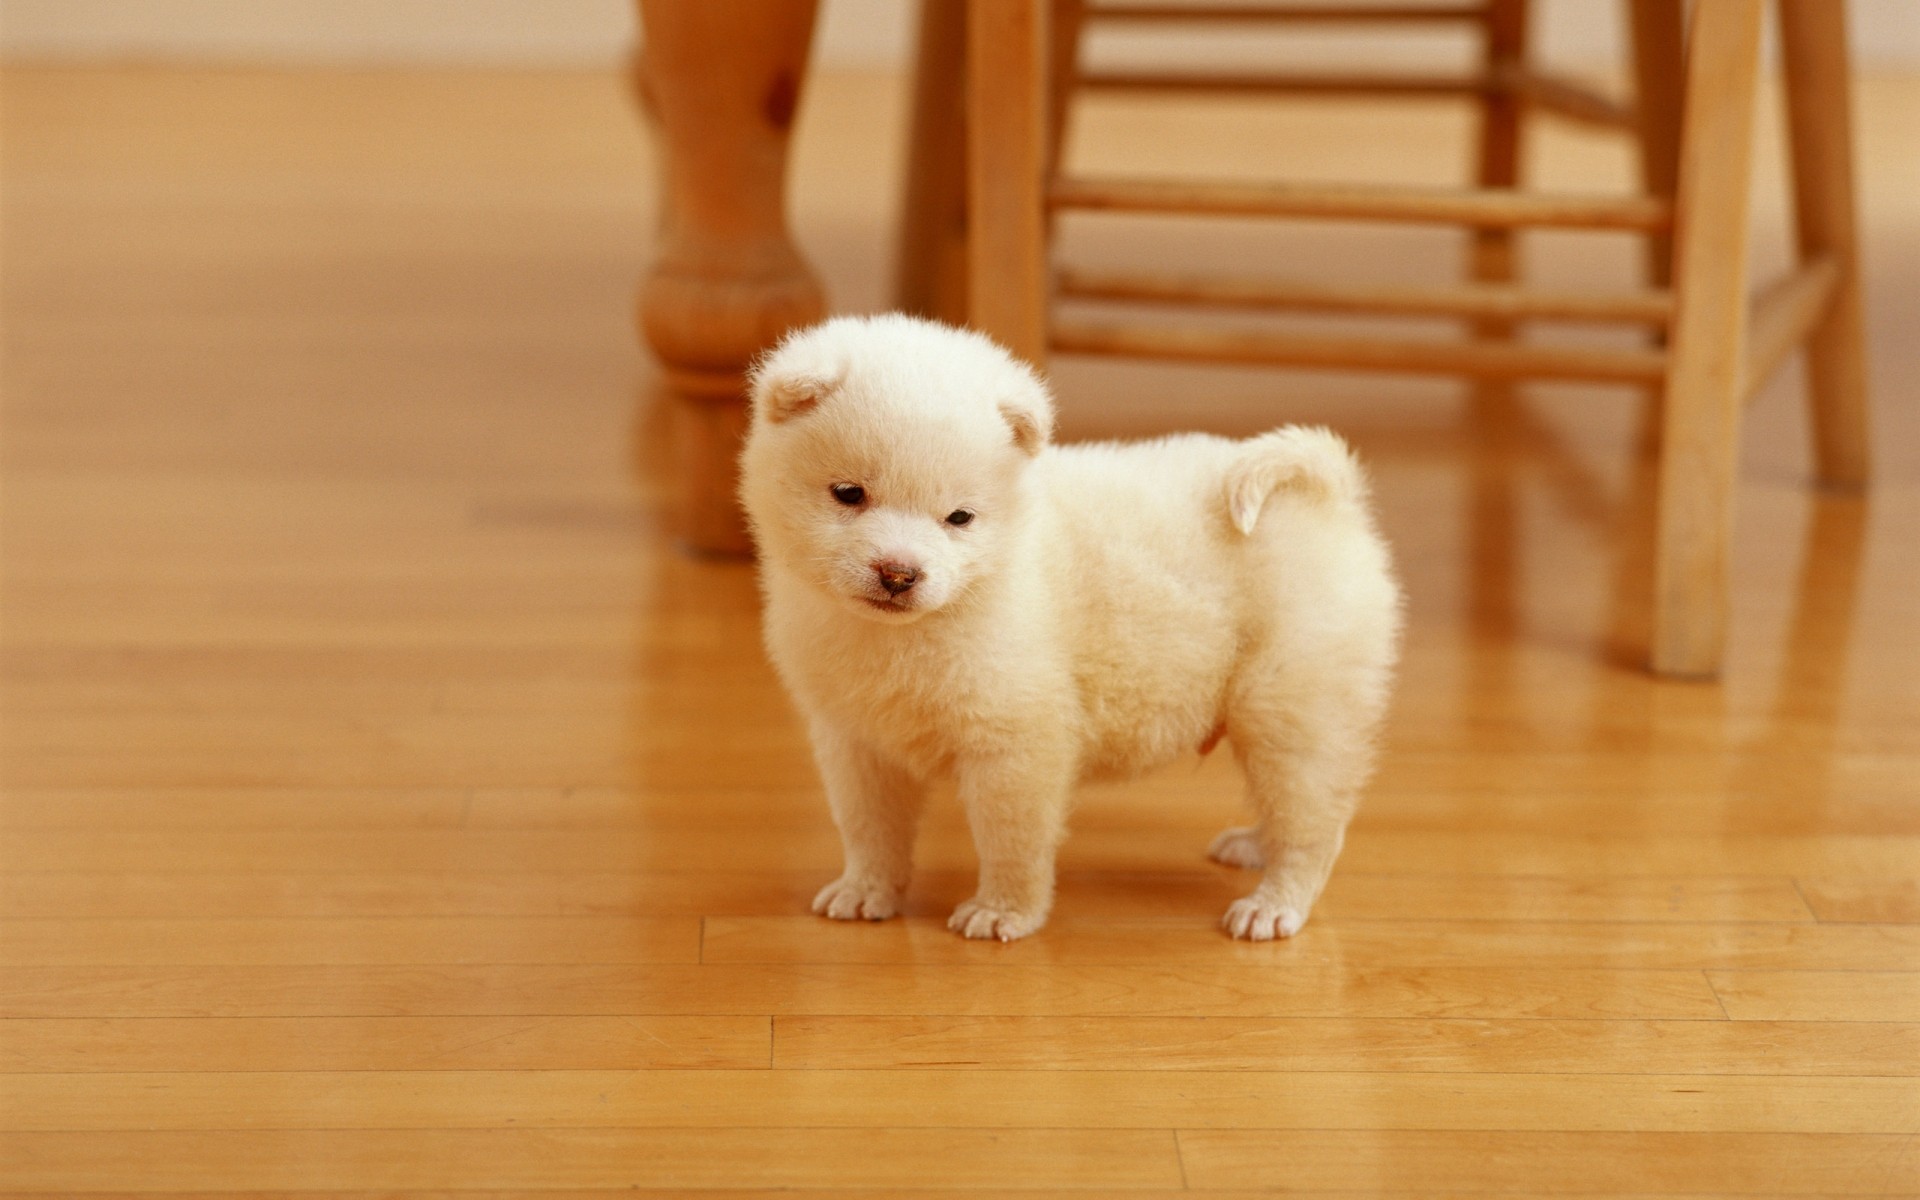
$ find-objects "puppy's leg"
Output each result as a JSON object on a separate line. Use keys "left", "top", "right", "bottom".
{"left": 948, "top": 742, "right": 1073, "bottom": 942}
{"left": 1221, "top": 675, "right": 1385, "bottom": 940}
{"left": 1206, "top": 825, "right": 1265, "bottom": 870}
{"left": 809, "top": 722, "right": 926, "bottom": 921}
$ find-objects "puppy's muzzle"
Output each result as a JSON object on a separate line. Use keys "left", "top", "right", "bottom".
{"left": 874, "top": 561, "right": 921, "bottom": 596}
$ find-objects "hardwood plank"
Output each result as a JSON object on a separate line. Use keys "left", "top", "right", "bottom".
{"left": 0, "top": 1194, "right": 1862, "bottom": 1200}
{"left": 1709, "top": 971, "right": 1920, "bottom": 1021}
{"left": 6, "top": 827, "right": 1917, "bottom": 876}
{"left": 773, "top": 1015, "right": 1920, "bottom": 1076}
{"left": 0, "top": 962, "right": 1725, "bottom": 1019}
{"left": 6, "top": 1069, "right": 1913, "bottom": 1134}
{"left": 0, "top": 869, "right": 1818, "bottom": 923}
{"left": 0, "top": 1015, "right": 769, "bottom": 1073}
{"left": 1800, "top": 878, "right": 1920, "bottom": 924}
{"left": 0, "top": 1194, "right": 1860, "bottom": 1200}
{"left": 704, "top": 917, "right": 1919, "bottom": 971}
{"left": 0, "top": 1128, "right": 1183, "bottom": 1191}
{"left": 0, "top": 918, "right": 700, "bottom": 965}
{"left": 5, "top": 773, "right": 1916, "bottom": 828}
{"left": 1176, "top": 1129, "right": 1920, "bottom": 1193}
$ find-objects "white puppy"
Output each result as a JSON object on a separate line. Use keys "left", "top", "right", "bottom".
{"left": 740, "top": 315, "right": 1401, "bottom": 941}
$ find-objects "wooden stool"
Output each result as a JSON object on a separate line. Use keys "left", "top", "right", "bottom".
{"left": 904, "top": 0, "right": 1869, "bottom": 677}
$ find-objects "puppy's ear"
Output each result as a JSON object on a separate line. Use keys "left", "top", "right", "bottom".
{"left": 759, "top": 370, "right": 839, "bottom": 423}
{"left": 998, "top": 398, "right": 1052, "bottom": 457}
{"left": 750, "top": 339, "right": 846, "bottom": 424}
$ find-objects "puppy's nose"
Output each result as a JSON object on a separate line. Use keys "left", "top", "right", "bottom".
{"left": 875, "top": 561, "right": 920, "bottom": 596}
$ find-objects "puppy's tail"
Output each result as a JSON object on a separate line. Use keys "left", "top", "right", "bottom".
{"left": 1223, "top": 425, "right": 1368, "bottom": 535}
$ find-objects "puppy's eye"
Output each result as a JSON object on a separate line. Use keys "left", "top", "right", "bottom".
{"left": 946, "top": 509, "right": 975, "bottom": 527}
{"left": 830, "top": 484, "right": 865, "bottom": 506}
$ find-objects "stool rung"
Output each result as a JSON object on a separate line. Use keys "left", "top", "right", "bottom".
{"left": 1080, "top": 69, "right": 1482, "bottom": 96}
{"left": 1501, "top": 67, "right": 1636, "bottom": 129}
{"left": 1050, "top": 316, "right": 1668, "bottom": 382}
{"left": 1058, "top": 268, "right": 1673, "bottom": 325}
{"left": 1084, "top": 3, "right": 1488, "bottom": 23}
{"left": 1050, "top": 176, "right": 1673, "bottom": 230}
{"left": 1077, "top": 68, "right": 1635, "bottom": 130}
{"left": 1745, "top": 253, "right": 1841, "bottom": 404}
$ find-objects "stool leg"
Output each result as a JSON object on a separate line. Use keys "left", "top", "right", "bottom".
{"left": 1629, "top": 0, "right": 1686, "bottom": 292}
{"left": 1047, "top": 0, "right": 1085, "bottom": 182}
{"left": 1652, "top": 0, "right": 1764, "bottom": 677}
{"left": 1627, "top": 0, "right": 1687, "bottom": 458}
{"left": 966, "top": 0, "right": 1051, "bottom": 366}
{"left": 896, "top": 0, "right": 970, "bottom": 325}
{"left": 1779, "top": 0, "right": 1872, "bottom": 487}
{"left": 1470, "top": 0, "right": 1528, "bottom": 342}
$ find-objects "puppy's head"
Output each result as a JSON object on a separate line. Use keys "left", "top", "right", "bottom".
{"left": 740, "top": 315, "right": 1053, "bottom": 623}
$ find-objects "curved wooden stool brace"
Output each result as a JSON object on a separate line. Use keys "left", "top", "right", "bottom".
{"left": 908, "top": 0, "right": 1870, "bottom": 677}
{"left": 636, "top": 0, "right": 827, "bottom": 556}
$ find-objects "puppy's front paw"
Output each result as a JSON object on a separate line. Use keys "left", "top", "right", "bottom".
{"left": 1222, "top": 894, "right": 1308, "bottom": 941}
{"left": 811, "top": 875, "right": 903, "bottom": 921}
{"left": 1207, "top": 826, "right": 1266, "bottom": 870}
{"left": 947, "top": 898, "right": 1047, "bottom": 942}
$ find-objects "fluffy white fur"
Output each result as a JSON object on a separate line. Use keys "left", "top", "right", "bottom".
{"left": 740, "top": 314, "right": 1402, "bottom": 941}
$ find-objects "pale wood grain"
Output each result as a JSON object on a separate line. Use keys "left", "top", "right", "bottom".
{"left": 1709, "top": 971, "right": 1920, "bottom": 1022}
{"left": 1799, "top": 878, "right": 1920, "bottom": 925}
{"left": 0, "top": 917, "right": 701, "bottom": 966}
{"left": 0, "top": 1192, "right": 1859, "bottom": 1200}
{"left": 0, "top": 870, "right": 1819, "bottom": 922}
{"left": 1176, "top": 1129, "right": 1920, "bottom": 1193}
{"left": 775, "top": 1014, "right": 1920, "bottom": 1076}
{"left": 9, "top": 1068, "right": 1913, "bottom": 1133}
{"left": 0, "top": 1016, "right": 771, "bottom": 1073}
{"left": 703, "top": 916, "right": 1920, "bottom": 970}
{"left": 9, "top": 826, "right": 1914, "bottom": 875}
{"left": 0, "top": 961, "right": 1725, "bottom": 1020}
{"left": 0, "top": 1128, "right": 1183, "bottom": 1192}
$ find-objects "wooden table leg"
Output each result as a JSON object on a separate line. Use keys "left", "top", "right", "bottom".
{"left": 637, "top": 0, "right": 827, "bottom": 556}
{"left": 1652, "top": 0, "right": 1764, "bottom": 677}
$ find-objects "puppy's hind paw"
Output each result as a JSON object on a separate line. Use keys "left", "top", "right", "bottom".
{"left": 1222, "top": 894, "right": 1308, "bottom": 941}
{"left": 811, "top": 875, "right": 903, "bottom": 921}
{"left": 947, "top": 898, "right": 1047, "bottom": 942}
{"left": 1207, "top": 826, "right": 1266, "bottom": 870}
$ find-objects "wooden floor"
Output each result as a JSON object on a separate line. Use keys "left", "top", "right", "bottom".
{"left": 2, "top": 65, "right": 1918, "bottom": 1196}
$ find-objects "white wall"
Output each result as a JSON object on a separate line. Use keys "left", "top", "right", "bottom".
{"left": 2, "top": 0, "right": 1917, "bottom": 69}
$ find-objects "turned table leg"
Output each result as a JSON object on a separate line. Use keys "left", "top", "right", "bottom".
{"left": 636, "top": 0, "right": 827, "bottom": 556}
